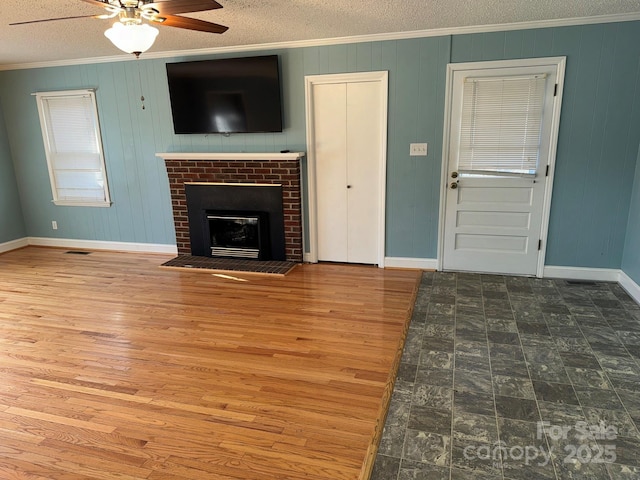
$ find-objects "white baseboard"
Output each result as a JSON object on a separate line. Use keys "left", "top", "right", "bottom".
{"left": 0, "top": 237, "right": 29, "bottom": 254}
{"left": 300, "top": 254, "right": 437, "bottom": 270}
{"left": 27, "top": 237, "right": 178, "bottom": 255}
{"left": 543, "top": 265, "right": 621, "bottom": 282}
{"left": 619, "top": 271, "right": 640, "bottom": 305}
{"left": 543, "top": 266, "right": 640, "bottom": 306}
{"left": 384, "top": 257, "right": 438, "bottom": 270}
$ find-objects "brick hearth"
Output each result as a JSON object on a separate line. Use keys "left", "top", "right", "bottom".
{"left": 160, "top": 153, "right": 304, "bottom": 263}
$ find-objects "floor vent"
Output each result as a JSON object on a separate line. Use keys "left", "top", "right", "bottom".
{"left": 566, "top": 280, "right": 596, "bottom": 285}
{"left": 64, "top": 251, "right": 91, "bottom": 255}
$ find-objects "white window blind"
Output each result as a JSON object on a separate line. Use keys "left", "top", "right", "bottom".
{"left": 458, "top": 74, "right": 547, "bottom": 175}
{"left": 35, "top": 90, "right": 111, "bottom": 207}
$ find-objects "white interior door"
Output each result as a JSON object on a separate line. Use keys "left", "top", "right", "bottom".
{"left": 441, "top": 58, "right": 565, "bottom": 276}
{"left": 306, "top": 72, "right": 388, "bottom": 266}
{"left": 314, "top": 83, "right": 349, "bottom": 262}
{"left": 345, "top": 81, "right": 381, "bottom": 264}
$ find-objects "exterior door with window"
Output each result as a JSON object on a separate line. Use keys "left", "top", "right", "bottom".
{"left": 441, "top": 58, "right": 565, "bottom": 276}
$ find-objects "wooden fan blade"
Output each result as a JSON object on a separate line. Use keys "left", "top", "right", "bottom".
{"left": 155, "top": 15, "right": 228, "bottom": 33}
{"left": 148, "top": 0, "right": 223, "bottom": 16}
{"left": 10, "top": 14, "right": 101, "bottom": 26}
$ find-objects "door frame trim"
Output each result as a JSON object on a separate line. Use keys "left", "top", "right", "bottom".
{"left": 304, "top": 71, "right": 389, "bottom": 267}
{"left": 437, "top": 57, "right": 566, "bottom": 277}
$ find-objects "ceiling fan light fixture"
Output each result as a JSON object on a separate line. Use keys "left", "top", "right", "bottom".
{"left": 104, "top": 22, "right": 159, "bottom": 57}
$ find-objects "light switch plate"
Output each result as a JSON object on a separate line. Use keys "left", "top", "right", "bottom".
{"left": 410, "top": 143, "right": 428, "bottom": 156}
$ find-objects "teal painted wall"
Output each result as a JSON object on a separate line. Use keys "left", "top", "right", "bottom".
{"left": 0, "top": 38, "right": 450, "bottom": 255}
{"left": 0, "top": 21, "right": 639, "bottom": 267}
{"left": 622, "top": 147, "right": 640, "bottom": 284}
{"left": 0, "top": 100, "right": 26, "bottom": 244}
{"left": 451, "top": 22, "right": 640, "bottom": 269}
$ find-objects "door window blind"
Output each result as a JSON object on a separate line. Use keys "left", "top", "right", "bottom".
{"left": 36, "top": 90, "right": 111, "bottom": 206}
{"left": 458, "top": 74, "right": 547, "bottom": 175}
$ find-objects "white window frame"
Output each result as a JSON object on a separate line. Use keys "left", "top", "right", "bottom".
{"left": 35, "top": 89, "right": 111, "bottom": 207}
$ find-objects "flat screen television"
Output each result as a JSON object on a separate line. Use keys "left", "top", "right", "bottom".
{"left": 166, "top": 55, "right": 283, "bottom": 134}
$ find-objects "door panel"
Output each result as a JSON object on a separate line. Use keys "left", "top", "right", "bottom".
{"left": 346, "top": 81, "right": 381, "bottom": 264}
{"left": 457, "top": 184, "right": 534, "bottom": 204}
{"left": 455, "top": 234, "right": 528, "bottom": 252}
{"left": 314, "top": 83, "right": 348, "bottom": 262}
{"left": 456, "top": 211, "right": 531, "bottom": 229}
{"left": 444, "top": 176, "right": 544, "bottom": 275}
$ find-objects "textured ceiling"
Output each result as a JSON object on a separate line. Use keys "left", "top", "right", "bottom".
{"left": 1, "top": 0, "right": 640, "bottom": 67}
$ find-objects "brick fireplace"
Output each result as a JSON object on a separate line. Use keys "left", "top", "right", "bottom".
{"left": 158, "top": 152, "right": 305, "bottom": 263}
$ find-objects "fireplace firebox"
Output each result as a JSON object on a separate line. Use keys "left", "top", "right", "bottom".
{"left": 185, "top": 183, "right": 286, "bottom": 261}
{"left": 207, "top": 211, "right": 270, "bottom": 260}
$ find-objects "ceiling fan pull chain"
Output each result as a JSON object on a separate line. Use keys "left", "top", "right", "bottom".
{"left": 137, "top": 64, "right": 146, "bottom": 110}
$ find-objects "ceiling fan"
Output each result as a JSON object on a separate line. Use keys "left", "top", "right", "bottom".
{"left": 11, "top": 0, "right": 229, "bottom": 57}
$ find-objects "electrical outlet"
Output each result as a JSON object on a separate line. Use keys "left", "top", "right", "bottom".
{"left": 52, "top": 220, "right": 58, "bottom": 230}
{"left": 410, "top": 143, "right": 428, "bottom": 156}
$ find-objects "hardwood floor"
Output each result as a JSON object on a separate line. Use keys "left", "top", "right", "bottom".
{"left": 0, "top": 247, "right": 420, "bottom": 480}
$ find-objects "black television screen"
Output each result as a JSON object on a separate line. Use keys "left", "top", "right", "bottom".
{"left": 166, "top": 55, "right": 283, "bottom": 134}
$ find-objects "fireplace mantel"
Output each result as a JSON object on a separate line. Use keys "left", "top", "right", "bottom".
{"left": 156, "top": 152, "right": 305, "bottom": 161}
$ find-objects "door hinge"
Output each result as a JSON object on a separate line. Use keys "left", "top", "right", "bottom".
{"left": 554, "top": 84, "right": 558, "bottom": 96}
{"left": 538, "top": 239, "right": 542, "bottom": 251}
{"left": 545, "top": 165, "right": 549, "bottom": 177}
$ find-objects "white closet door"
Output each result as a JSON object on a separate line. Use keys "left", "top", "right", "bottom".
{"left": 313, "top": 80, "right": 383, "bottom": 264}
{"left": 346, "top": 81, "right": 381, "bottom": 264}
{"left": 314, "top": 83, "right": 349, "bottom": 262}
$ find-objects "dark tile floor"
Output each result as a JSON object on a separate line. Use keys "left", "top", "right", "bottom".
{"left": 371, "top": 272, "right": 640, "bottom": 480}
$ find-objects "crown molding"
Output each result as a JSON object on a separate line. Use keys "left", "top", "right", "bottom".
{"left": 1, "top": 12, "right": 639, "bottom": 71}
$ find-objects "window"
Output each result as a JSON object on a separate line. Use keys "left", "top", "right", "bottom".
{"left": 458, "top": 74, "right": 547, "bottom": 176}
{"left": 35, "top": 89, "right": 111, "bottom": 207}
